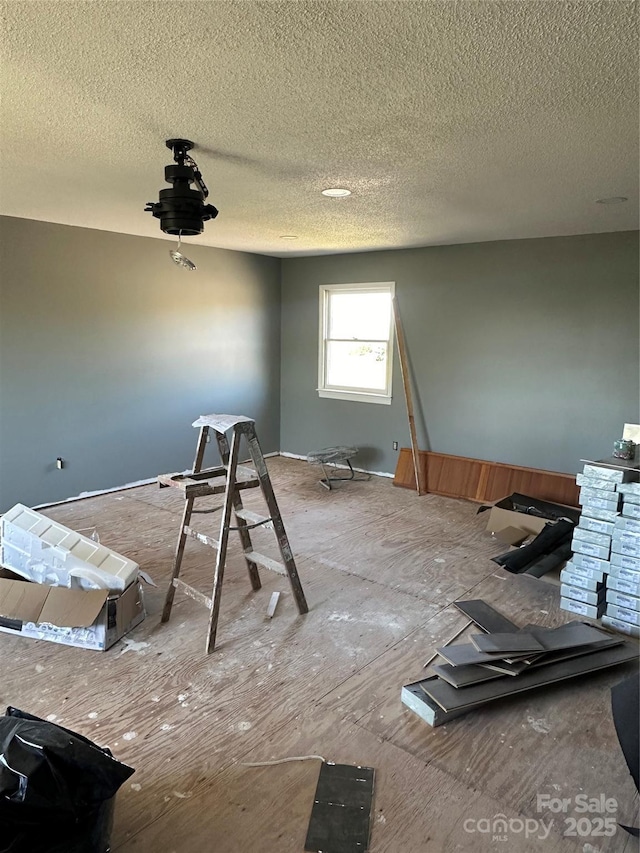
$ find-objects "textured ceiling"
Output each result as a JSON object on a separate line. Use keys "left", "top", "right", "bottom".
{"left": 1, "top": 1, "right": 638, "bottom": 257}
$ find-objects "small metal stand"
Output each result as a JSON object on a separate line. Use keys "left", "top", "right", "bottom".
{"left": 306, "top": 446, "right": 371, "bottom": 490}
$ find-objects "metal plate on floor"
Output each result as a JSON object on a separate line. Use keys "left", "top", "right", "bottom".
{"left": 304, "top": 762, "right": 375, "bottom": 853}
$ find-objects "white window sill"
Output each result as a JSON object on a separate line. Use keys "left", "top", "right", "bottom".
{"left": 317, "top": 389, "right": 392, "bottom": 405}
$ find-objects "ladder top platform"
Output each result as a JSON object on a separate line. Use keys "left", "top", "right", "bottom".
{"left": 192, "top": 414, "right": 255, "bottom": 432}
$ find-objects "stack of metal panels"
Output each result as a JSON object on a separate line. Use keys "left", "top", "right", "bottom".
{"left": 401, "top": 599, "right": 639, "bottom": 727}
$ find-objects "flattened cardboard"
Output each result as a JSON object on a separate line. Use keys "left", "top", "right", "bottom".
{"left": 39, "top": 586, "right": 109, "bottom": 628}
{"left": 0, "top": 578, "right": 49, "bottom": 622}
{"left": 0, "top": 576, "right": 108, "bottom": 628}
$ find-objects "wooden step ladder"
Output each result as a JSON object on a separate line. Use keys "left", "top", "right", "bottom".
{"left": 158, "top": 414, "right": 308, "bottom": 653}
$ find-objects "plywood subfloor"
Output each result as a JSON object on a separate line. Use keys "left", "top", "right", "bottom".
{"left": 1, "top": 457, "right": 637, "bottom": 852}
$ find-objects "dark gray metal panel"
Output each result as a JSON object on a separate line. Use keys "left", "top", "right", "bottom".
{"left": 305, "top": 763, "right": 375, "bottom": 853}
{"left": 421, "top": 642, "right": 639, "bottom": 712}
{"left": 453, "top": 600, "right": 520, "bottom": 633}
{"left": 472, "top": 632, "right": 545, "bottom": 654}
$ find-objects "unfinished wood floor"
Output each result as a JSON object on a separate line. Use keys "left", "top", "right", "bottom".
{"left": 2, "top": 457, "right": 638, "bottom": 852}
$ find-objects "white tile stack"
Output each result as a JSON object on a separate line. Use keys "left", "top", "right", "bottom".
{"left": 561, "top": 462, "right": 638, "bottom": 626}
{"left": 603, "top": 480, "right": 640, "bottom": 637}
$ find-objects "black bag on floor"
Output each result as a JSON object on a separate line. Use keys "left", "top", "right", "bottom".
{"left": 0, "top": 707, "right": 134, "bottom": 853}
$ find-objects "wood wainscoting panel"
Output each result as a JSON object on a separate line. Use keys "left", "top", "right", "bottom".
{"left": 393, "top": 448, "right": 579, "bottom": 506}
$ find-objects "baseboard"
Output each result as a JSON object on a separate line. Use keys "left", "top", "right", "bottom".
{"left": 34, "top": 476, "right": 159, "bottom": 510}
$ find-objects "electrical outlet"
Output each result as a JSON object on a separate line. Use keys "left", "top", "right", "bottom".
{"left": 393, "top": 441, "right": 398, "bottom": 451}
{"left": 56, "top": 457, "right": 64, "bottom": 469}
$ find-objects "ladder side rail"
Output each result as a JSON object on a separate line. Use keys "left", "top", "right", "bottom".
{"left": 244, "top": 426, "right": 309, "bottom": 615}
{"left": 214, "top": 430, "right": 261, "bottom": 591}
{"left": 207, "top": 426, "right": 241, "bottom": 652}
{"left": 161, "top": 425, "right": 210, "bottom": 623}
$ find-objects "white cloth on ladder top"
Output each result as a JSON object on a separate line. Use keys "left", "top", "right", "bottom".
{"left": 192, "top": 414, "right": 255, "bottom": 432}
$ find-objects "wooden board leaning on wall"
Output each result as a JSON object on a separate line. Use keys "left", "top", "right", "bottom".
{"left": 393, "top": 449, "right": 580, "bottom": 507}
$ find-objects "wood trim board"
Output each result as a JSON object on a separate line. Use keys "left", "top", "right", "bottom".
{"left": 393, "top": 449, "right": 579, "bottom": 506}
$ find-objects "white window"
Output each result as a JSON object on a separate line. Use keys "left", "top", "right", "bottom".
{"left": 318, "top": 282, "right": 395, "bottom": 404}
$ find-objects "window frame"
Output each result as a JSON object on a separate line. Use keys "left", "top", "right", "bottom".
{"left": 317, "top": 281, "right": 395, "bottom": 405}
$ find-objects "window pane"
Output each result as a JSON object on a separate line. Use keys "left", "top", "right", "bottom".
{"left": 326, "top": 341, "right": 388, "bottom": 391}
{"left": 328, "top": 291, "right": 392, "bottom": 340}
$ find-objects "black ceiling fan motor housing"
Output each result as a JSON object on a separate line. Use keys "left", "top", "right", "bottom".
{"left": 145, "top": 140, "right": 218, "bottom": 236}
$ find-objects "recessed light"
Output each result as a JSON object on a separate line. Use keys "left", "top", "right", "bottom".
{"left": 321, "top": 188, "right": 352, "bottom": 197}
{"left": 280, "top": 235, "right": 298, "bottom": 240}
{"left": 596, "top": 196, "right": 628, "bottom": 204}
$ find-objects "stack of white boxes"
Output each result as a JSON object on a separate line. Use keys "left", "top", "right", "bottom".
{"left": 603, "top": 481, "right": 640, "bottom": 637}
{"left": 560, "top": 463, "right": 618, "bottom": 619}
{"left": 560, "top": 462, "right": 639, "bottom": 627}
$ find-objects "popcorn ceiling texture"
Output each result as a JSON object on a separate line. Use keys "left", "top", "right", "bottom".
{"left": 1, "top": 0, "right": 637, "bottom": 256}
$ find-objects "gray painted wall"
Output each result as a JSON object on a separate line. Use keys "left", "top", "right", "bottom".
{"left": 0, "top": 216, "right": 281, "bottom": 511}
{"left": 280, "top": 231, "right": 639, "bottom": 476}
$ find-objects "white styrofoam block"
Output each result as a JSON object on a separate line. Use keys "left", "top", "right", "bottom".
{"left": 578, "top": 517, "right": 616, "bottom": 537}
{"left": 610, "top": 552, "right": 640, "bottom": 571}
{"left": 607, "top": 573, "right": 640, "bottom": 597}
{"left": 606, "top": 588, "right": 640, "bottom": 612}
{"left": 570, "top": 553, "right": 610, "bottom": 573}
{"left": 573, "top": 527, "right": 611, "bottom": 547}
{"left": 561, "top": 584, "right": 605, "bottom": 606}
{"left": 575, "top": 474, "right": 618, "bottom": 492}
{"left": 0, "top": 503, "right": 138, "bottom": 592}
{"left": 560, "top": 597, "right": 605, "bottom": 619}
{"left": 606, "top": 603, "right": 640, "bottom": 626}
{"left": 622, "top": 502, "right": 640, "bottom": 519}
{"left": 560, "top": 568, "right": 605, "bottom": 591}
{"left": 571, "top": 538, "right": 610, "bottom": 560}
{"left": 601, "top": 614, "right": 640, "bottom": 638}
{"left": 581, "top": 506, "right": 620, "bottom": 523}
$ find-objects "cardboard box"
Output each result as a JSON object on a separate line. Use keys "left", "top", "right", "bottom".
{"left": 610, "top": 552, "right": 640, "bottom": 571}
{"left": 607, "top": 573, "right": 640, "bottom": 597}
{"left": 561, "top": 584, "right": 605, "bottom": 606}
{"left": 606, "top": 588, "right": 640, "bottom": 612}
{"left": 606, "top": 603, "right": 640, "bottom": 626}
{"left": 622, "top": 502, "right": 640, "bottom": 520}
{"left": 560, "top": 568, "right": 605, "bottom": 591}
{"left": 582, "top": 464, "right": 638, "bottom": 484}
{"left": 601, "top": 614, "right": 640, "bottom": 638}
{"left": 581, "top": 506, "right": 620, "bottom": 523}
{"left": 575, "top": 474, "right": 618, "bottom": 491}
{"left": 561, "top": 597, "right": 605, "bottom": 619}
{"left": 579, "top": 488, "right": 621, "bottom": 512}
{"left": 573, "top": 527, "right": 611, "bottom": 548}
{"left": 478, "top": 493, "right": 579, "bottom": 539}
{"left": 571, "top": 553, "right": 610, "bottom": 572}
{"left": 579, "top": 517, "right": 616, "bottom": 537}
{"left": 571, "top": 537, "right": 610, "bottom": 560}
{"left": 609, "top": 564, "right": 640, "bottom": 584}
{"left": 0, "top": 569, "right": 144, "bottom": 651}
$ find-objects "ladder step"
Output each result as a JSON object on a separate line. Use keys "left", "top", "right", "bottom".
{"left": 244, "top": 550, "right": 286, "bottom": 576}
{"left": 173, "top": 579, "right": 212, "bottom": 610}
{"left": 234, "top": 509, "right": 274, "bottom": 530}
{"left": 225, "top": 463, "right": 259, "bottom": 482}
{"left": 184, "top": 526, "right": 220, "bottom": 550}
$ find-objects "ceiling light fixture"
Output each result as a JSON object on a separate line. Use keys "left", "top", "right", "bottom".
{"left": 280, "top": 235, "right": 298, "bottom": 240}
{"left": 145, "top": 139, "right": 219, "bottom": 237}
{"left": 321, "top": 188, "right": 351, "bottom": 197}
{"left": 595, "top": 196, "right": 628, "bottom": 204}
